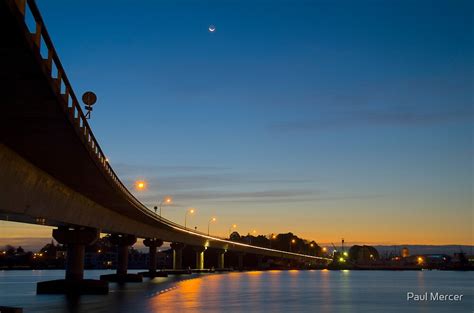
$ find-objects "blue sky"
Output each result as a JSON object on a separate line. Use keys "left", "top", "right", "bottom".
{"left": 5, "top": 0, "right": 471, "bottom": 245}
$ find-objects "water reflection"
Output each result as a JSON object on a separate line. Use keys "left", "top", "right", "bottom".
{"left": 0, "top": 270, "right": 472, "bottom": 313}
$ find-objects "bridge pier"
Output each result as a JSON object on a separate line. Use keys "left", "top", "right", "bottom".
{"left": 170, "top": 242, "right": 185, "bottom": 270}
{"left": 140, "top": 238, "right": 166, "bottom": 277}
{"left": 100, "top": 234, "right": 142, "bottom": 282}
{"left": 37, "top": 227, "right": 108, "bottom": 294}
{"left": 257, "top": 255, "right": 264, "bottom": 269}
{"left": 194, "top": 246, "right": 206, "bottom": 270}
{"left": 237, "top": 252, "right": 245, "bottom": 271}
{"left": 216, "top": 249, "right": 226, "bottom": 269}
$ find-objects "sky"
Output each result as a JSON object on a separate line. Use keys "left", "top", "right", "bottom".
{"left": 2, "top": 0, "right": 473, "bottom": 247}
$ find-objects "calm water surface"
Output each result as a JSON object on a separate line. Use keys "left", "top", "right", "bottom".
{"left": 0, "top": 269, "right": 472, "bottom": 312}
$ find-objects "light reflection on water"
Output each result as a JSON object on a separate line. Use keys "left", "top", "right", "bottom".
{"left": 0, "top": 270, "right": 472, "bottom": 313}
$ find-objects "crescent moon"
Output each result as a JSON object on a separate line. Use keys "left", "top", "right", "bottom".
{"left": 208, "top": 25, "right": 216, "bottom": 32}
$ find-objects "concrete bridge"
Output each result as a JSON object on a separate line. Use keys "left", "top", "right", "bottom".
{"left": 0, "top": 0, "right": 331, "bottom": 294}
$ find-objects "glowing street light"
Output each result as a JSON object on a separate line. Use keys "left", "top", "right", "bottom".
{"left": 208, "top": 217, "right": 217, "bottom": 235}
{"left": 185, "top": 208, "right": 195, "bottom": 229}
{"left": 290, "top": 238, "right": 296, "bottom": 252}
{"left": 154, "top": 196, "right": 173, "bottom": 218}
{"left": 270, "top": 233, "right": 277, "bottom": 249}
{"left": 134, "top": 180, "right": 147, "bottom": 191}
{"left": 229, "top": 224, "right": 237, "bottom": 236}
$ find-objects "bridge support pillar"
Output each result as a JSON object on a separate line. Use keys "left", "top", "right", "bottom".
{"left": 101, "top": 234, "right": 142, "bottom": 282}
{"left": 257, "top": 255, "right": 264, "bottom": 269}
{"left": 170, "top": 242, "right": 185, "bottom": 270}
{"left": 140, "top": 238, "right": 166, "bottom": 278}
{"left": 237, "top": 252, "right": 245, "bottom": 271}
{"left": 194, "top": 246, "right": 206, "bottom": 270}
{"left": 37, "top": 227, "right": 108, "bottom": 294}
{"left": 216, "top": 249, "right": 226, "bottom": 269}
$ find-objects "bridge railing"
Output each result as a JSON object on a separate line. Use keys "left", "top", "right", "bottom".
{"left": 12, "top": 0, "right": 146, "bottom": 213}
{"left": 9, "top": 0, "right": 330, "bottom": 261}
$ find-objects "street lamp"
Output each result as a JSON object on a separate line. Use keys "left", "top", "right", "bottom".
{"left": 229, "top": 224, "right": 237, "bottom": 237}
{"left": 248, "top": 230, "right": 257, "bottom": 245}
{"left": 208, "top": 217, "right": 217, "bottom": 235}
{"left": 270, "top": 233, "right": 276, "bottom": 249}
{"left": 154, "top": 196, "right": 173, "bottom": 218}
{"left": 134, "top": 180, "right": 147, "bottom": 191}
{"left": 290, "top": 238, "right": 296, "bottom": 252}
{"left": 185, "top": 208, "right": 195, "bottom": 229}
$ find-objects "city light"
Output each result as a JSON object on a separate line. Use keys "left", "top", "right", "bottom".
{"left": 343, "top": 252, "right": 348, "bottom": 257}
{"left": 291, "top": 239, "right": 296, "bottom": 243}
{"left": 322, "top": 247, "right": 327, "bottom": 252}
{"left": 417, "top": 257, "right": 424, "bottom": 264}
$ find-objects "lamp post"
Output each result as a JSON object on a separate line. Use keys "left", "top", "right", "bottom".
{"left": 289, "top": 238, "right": 296, "bottom": 252}
{"left": 154, "top": 196, "right": 173, "bottom": 218}
{"left": 208, "top": 217, "right": 216, "bottom": 235}
{"left": 185, "top": 208, "right": 195, "bottom": 229}
{"left": 270, "top": 233, "right": 276, "bottom": 249}
{"left": 248, "top": 230, "right": 257, "bottom": 245}
{"left": 228, "top": 224, "right": 237, "bottom": 237}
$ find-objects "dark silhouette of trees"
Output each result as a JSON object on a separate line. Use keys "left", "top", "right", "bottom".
{"left": 228, "top": 231, "right": 322, "bottom": 256}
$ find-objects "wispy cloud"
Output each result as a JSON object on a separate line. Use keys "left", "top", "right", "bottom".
{"left": 270, "top": 108, "right": 474, "bottom": 132}
{"left": 114, "top": 163, "right": 231, "bottom": 177}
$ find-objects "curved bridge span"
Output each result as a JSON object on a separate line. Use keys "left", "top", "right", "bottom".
{"left": 0, "top": 0, "right": 330, "bottom": 293}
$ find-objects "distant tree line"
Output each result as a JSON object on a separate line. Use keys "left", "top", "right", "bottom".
{"left": 229, "top": 231, "right": 323, "bottom": 256}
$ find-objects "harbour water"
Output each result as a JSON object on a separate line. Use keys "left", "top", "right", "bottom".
{"left": 0, "top": 269, "right": 472, "bottom": 312}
